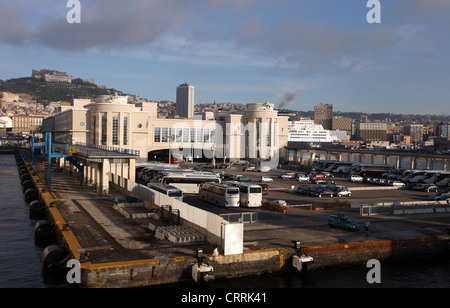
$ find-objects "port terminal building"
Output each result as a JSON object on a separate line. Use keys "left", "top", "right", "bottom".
{"left": 42, "top": 96, "right": 289, "bottom": 167}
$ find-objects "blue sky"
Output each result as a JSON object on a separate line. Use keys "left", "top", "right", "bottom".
{"left": 0, "top": 0, "right": 449, "bottom": 115}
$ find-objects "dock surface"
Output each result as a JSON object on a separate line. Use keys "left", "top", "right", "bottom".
{"left": 16, "top": 149, "right": 450, "bottom": 287}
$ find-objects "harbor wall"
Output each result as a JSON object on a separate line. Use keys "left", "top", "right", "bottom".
{"left": 14, "top": 149, "right": 450, "bottom": 288}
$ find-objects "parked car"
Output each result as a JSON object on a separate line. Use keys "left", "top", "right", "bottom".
{"left": 307, "top": 186, "right": 324, "bottom": 196}
{"left": 313, "top": 188, "right": 335, "bottom": 198}
{"left": 296, "top": 186, "right": 315, "bottom": 195}
{"left": 412, "top": 184, "right": 438, "bottom": 192}
{"left": 328, "top": 214, "right": 360, "bottom": 232}
{"left": 429, "top": 192, "right": 450, "bottom": 201}
{"left": 310, "top": 174, "right": 325, "bottom": 181}
{"left": 280, "top": 173, "right": 295, "bottom": 179}
{"left": 323, "top": 172, "right": 334, "bottom": 178}
{"left": 348, "top": 175, "right": 363, "bottom": 182}
{"left": 297, "top": 174, "right": 310, "bottom": 182}
{"left": 260, "top": 176, "right": 273, "bottom": 183}
{"left": 244, "top": 166, "right": 256, "bottom": 172}
{"left": 388, "top": 180, "right": 406, "bottom": 187}
{"left": 312, "top": 179, "right": 327, "bottom": 185}
{"left": 234, "top": 160, "right": 249, "bottom": 166}
{"left": 258, "top": 166, "right": 271, "bottom": 172}
{"left": 334, "top": 186, "right": 352, "bottom": 197}
{"left": 237, "top": 175, "right": 251, "bottom": 182}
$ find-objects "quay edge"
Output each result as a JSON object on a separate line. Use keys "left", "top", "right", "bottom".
{"left": 13, "top": 149, "right": 450, "bottom": 288}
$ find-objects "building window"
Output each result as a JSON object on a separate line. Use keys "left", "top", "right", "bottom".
{"left": 154, "top": 127, "right": 161, "bottom": 143}
{"left": 265, "top": 122, "right": 270, "bottom": 146}
{"left": 161, "top": 127, "right": 168, "bottom": 142}
{"left": 176, "top": 128, "right": 182, "bottom": 143}
{"left": 203, "top": 128, "right": 210, "bottom": 143}
{"left": 196, "top": 128, "right": 202, "bottom": 143}
{"left": 190, "top": 128, "right": 195, "bottom": 143}
{"left": 101, "top": 113, "right": 107, "bottom": 145}
{"left": 210, "top": 129, "right": 215, "bottom": 143}
{"left": 112, "top": 115, "right": 119, "bottom": 145}
{"left": 169, "top": 128, "right": 175, "bottom": 142}
{"left": 123, "top": 116, "right": 128, "bottom": 145}
{"left": 183, "top": 128, "right": 189, "bottom": 143}
{"left": 92, "top": 115, "right": 97, "bottom": 145}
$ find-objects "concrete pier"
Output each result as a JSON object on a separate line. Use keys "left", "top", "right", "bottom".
{"left": 15, "top": 149, "right": 450, "bottom": 288}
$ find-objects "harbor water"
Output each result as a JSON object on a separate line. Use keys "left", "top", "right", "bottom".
{"left": 1, "top": 154, "right": 450, "bottom": 288}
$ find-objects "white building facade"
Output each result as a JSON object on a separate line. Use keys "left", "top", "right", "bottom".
{"left": 42, "top": 97, "right": 288, "bottom": 167}
{"left": 288, "top": 120, "right": 341, "bottom": 143}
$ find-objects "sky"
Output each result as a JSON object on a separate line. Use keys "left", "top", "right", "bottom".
{"left": 0, "top": 0, "right": 449, "bottom": 115}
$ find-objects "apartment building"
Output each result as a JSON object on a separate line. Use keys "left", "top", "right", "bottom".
{"left": 356, "top": 121, "right": 388, "bottom": 141}
{"left": 314, "top": 104, "right": 333, "bottom": 130}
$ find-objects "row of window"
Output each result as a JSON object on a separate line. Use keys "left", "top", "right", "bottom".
{"left": 154, "top": 127, "right": 216, "bottom": 144}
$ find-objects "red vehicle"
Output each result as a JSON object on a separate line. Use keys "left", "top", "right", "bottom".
{"left": 164, "top": 154, "right": 180, "bottom": 164}
{"left": 310, "top": 174, "right": 325, "bottom": 181}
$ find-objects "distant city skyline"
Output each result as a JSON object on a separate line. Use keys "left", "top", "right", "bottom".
{"left": 0, "top": 0, "right": 449, "bottom": 115}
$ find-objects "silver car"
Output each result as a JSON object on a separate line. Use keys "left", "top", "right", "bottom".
{"left": 334, "top": 186, "right": 352, "bottom": 197}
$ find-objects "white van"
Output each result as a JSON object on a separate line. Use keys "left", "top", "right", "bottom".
{"left": 258, "top": 166, "right": 271, "bottom": 173}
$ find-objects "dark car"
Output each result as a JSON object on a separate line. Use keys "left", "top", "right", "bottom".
{"left": 313, "top": 188, "right": 335, "bottom": 198}
{"left": 328, "top": 214, "right": 360, "bottom": 232}
{"left": 429, "top": 192, "right": 450, "bottom": 201}
{"left": 412, "top": 184, "right": 438, "bottom": 192}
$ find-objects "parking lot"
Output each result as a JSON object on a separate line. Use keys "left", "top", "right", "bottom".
{"left": 195, "top": 166, "right": 447, "bottom": 206}
{"left": 139, "top": 163, "right": 450, "bottom": 249}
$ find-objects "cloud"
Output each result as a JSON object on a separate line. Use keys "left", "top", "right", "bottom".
{"left": 0, "top": 0, "right": 34, "bottom": 45}
{"left": 0, "top": 0, "right": 447, "bottom": 74}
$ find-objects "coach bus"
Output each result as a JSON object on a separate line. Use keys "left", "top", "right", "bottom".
{"left": 159, "top": 173, "right": 221, "bottom": 194}
{"left": 223, "top": 181, "right": 262, "bottom": 207}
{"left": 351, "top": 163, "right": 395, "bottom": 177}
{"left": 199, "top": 182, "right": 240, "bottom": 208}
{"left": 147, "top": 182, "right": 184, "bottom": 202}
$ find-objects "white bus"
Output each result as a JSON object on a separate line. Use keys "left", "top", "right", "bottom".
{"left": 199, "top": 182, "right": 240, "bottom": 208}
{"left": 223, "top": 181, "right": 262, "bottom": 207}
{"left": 147, "top": 183, "right": 184, "bottom": 202}
{"left": 325, "top": 161, "right": 354, "bottom": 173}
{"left": 434, "top": 172, "right": 450, "bottom": 187}
{"left": 312, "top": 160, "right": 337, "bottom": 171}
{"left": 159, "top": 173, "right": 221, "bottom": 194}
{"left": 409, "top": 170, "right": 439, "bottom": 184}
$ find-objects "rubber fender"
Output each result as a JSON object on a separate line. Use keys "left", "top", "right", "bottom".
{"left": 22, "top": 180, "right": 34, "bottom": 192}
{"left": 34, "top": 220, "right": 55, "bottom": 239}
{"left": 42, "top": 245, "right": 70, "bottom": 268}
{"left": 29, "top": 200, "right": 45, "bottom": 213}
{"left": 24, "top": 188, "right": 38, "bottom": 203}
{"left": 21, "top": 173, "right": 31, "bottom": 183}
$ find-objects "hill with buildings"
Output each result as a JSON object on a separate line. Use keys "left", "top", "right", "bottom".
{"left": 0, "top": 76, "right": 111, "bottom": 104}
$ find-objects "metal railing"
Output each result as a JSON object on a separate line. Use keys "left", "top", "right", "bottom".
{"left": 220, "top": 212, "right": 258, "bottom": 224}
{"left": 53, "top": 142, "right": 140, "bottom": 157}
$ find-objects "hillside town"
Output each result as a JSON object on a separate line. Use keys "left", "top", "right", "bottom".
{"left": 1, "top": 70, "right": 449, "bottom": 154}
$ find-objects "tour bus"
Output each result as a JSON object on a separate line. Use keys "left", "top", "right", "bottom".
{"left": 312, "top": 160, "right": 337, "bottom": 171}
{"left": 147, "top": 182, "right": 184, "bottom": 202}
{"left": 409, "top": 170, "right": 439, "bottom": 184}
{"left": 400, "top": 170, "right": 414, "bottom": 182}
{"left": 199, "top": 182, "right": 240, "bottom": 208}
{"left": 325, "top": 161, "right": 354, "bottom": 173}
{"left": 149, "top": 169, "right": 211, "bottom": 183}
{"left": 402, "top": 170, "right": 428, "bottom": 184}
{"left": 159, "top": 173, "right": 221, "bottom": 194}
{"left": 223, "top": 181, "right": 262, "bottom": 207}
{"left": 351, "top": 163, "right": 395, "bottom": 177}
{"left": 434, "top": 172, "right": 450, "bottom": 187}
